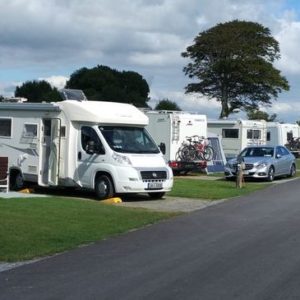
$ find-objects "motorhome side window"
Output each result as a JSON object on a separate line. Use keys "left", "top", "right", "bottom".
{"left": 0, "top": 118, "right": 12, "bottom": 137}
{"left": 287, "top": 131, "right": 293, "bottom": 141}
{"left": 23, "top": 124, "right": 38, "bottom": 138}
{"left": 247, "top": 129, "right": 261, "bottom": 139}
{"left": 222, "top": 129, "right": 239, "bottom": 138}
{"left": 81, "top": 126, "right": 104, "bottom": 154}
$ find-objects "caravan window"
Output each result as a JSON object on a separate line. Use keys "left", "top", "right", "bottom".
{"left": 222, "top": 129, "right": 239, "bottom": 138}
{"left": 247, "top": 129, "right": 261, "bottom": 139}
{"left": 287, "top": 131, "right": 293, "bottom": 142}
{"left": 0, "top": 118, "right": 12, "bottom": 137}
{"left": 23, "top": 124, "right": 38, "bottom": 138}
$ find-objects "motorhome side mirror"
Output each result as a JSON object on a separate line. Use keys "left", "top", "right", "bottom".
{"left": 159, "top": 142, "right": 166, "bottom": 154}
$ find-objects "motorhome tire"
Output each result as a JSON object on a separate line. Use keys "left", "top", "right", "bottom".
{"left": 95, "top": 175, "right": 114, "bottom": 200}
{"left": 10, "top": 171, "right": 24, "bottom": 191}
{"left": 148, "top": 192, "right": 165, "bottom": 199}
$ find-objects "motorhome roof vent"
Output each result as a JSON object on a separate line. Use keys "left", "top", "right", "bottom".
{"left": 59, "top": 89, "right": 87, "bottom": 101}
{"left": 2, "top": 97, "right": 28, "bottom": 103}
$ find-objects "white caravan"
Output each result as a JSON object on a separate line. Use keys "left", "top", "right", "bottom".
{"left": 0, "top": 99, "right": 173, "bottom": 199}
{"left": 266, "top": 122, "right": 300, "bottom": 146}
{"left": 207, "top": 119, "right": 267, "bottom": 159}
{"left": 145, "top": 111, "right": 207, "bottom": 174}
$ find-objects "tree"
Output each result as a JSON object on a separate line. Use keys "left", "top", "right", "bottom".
{"left": 66, "top": 65, "right": 150, "bottom": 107}
{"left": 154, "top": 99, "right": 181, "bottom": 111}
{"left": 15, "top": 80, "right": 61, "bottom": 102}
{"left": 182, "top": 20, "right": 289, "bottom": 118}
{"left": 247, "top": 108, "right": 277, "bottom": 121}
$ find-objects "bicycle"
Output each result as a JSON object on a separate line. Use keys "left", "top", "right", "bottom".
{"left": 190, "top": 135, "right": 214, "bottom": 161}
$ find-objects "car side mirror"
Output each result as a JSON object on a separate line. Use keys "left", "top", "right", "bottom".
{"left": 159, "top": 142, "right": 166, "bottom": 154}
{"left": 276, "top": 153, "right": 281, "bottom": 159}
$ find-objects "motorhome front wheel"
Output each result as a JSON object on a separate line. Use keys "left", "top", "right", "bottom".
{"left": 95, "top": 175, "right": 114, "bottom": 200}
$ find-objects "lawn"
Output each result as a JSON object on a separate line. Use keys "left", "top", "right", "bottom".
{"left": 0, "top": 197, "right": 176, "bottom": 262}
{"left": 169, "top": 177, "right": 271, "bottom": 200}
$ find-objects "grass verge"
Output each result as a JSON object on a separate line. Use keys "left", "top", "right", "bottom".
{"left": 168, "top": 178, "right": 271, "bottom": 200}
{"left": 0, "top": 197, "right": 177, "bottom": 262}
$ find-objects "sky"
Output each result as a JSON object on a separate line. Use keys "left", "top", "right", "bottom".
{"left": 1, "top": 0, "right": 300, "bottom": 122}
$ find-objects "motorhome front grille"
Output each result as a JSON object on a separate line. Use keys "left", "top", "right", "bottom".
{"left": 141, "top": 171, "right": 167, "bottom": 180}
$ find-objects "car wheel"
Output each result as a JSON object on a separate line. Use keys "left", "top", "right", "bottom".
{"left": 95, "top": 175, "right": 114, "bottom": 200}
{"left": 288, "top": 164, "right": 296, "bottom": 177}
{"left": 267, "top": 166, "right": 275, "bottom": 182}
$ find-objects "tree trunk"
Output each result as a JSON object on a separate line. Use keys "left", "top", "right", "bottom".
{"left": 219, "top": 97, "right": 229, "bottom": 118}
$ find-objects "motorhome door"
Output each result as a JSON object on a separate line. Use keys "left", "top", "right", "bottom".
{"left": 39, "top": 118, "right": 61, "bottom": 186}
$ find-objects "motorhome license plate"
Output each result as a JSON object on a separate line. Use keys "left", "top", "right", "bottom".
{"left": 147, "top": 182, "right": 163, "bottom": 189}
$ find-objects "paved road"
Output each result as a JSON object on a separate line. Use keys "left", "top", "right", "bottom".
{"left": 1, "top": 179, "right": 300, "bottom": 299}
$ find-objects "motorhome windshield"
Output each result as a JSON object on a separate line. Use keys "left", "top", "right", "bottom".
{"left": 99, "top": 126, "right": 160, "bottom": 154}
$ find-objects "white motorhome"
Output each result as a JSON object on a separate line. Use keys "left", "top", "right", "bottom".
{"left": 266, "top": 122, "right": 300, "bottom": 146}
{"left": 145, "top": 110, "right": 207, "bottom": 174}
{"left": 207, "top": 119, "right": 267, "bottom": 159}
{"left": 0, "top": 99, "right": 173, "bottom": 199}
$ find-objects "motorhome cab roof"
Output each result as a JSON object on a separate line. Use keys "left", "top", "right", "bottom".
{"left": 0, "top": 100, "right": 148, "bottom": 126}
{"left": 59, "top": 100, "right": 148, "bottom": 125}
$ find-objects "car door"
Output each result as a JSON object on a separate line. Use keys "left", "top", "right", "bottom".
{"left": 274, "top": 146, "right": 287, "bottom": 175}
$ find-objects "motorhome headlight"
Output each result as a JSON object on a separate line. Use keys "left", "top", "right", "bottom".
{"left": 112, "top": 152, "right": 132, "bottom": 165}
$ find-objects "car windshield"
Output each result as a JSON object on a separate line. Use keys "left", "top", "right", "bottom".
{"left": 240, "top": 147, "right": 274, "bottom": 157}
{"left": 99, "top": 126, "right": 160, "bottom": 154}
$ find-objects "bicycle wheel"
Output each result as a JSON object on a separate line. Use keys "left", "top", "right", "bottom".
{"left": 180, "top": 145, "right": 197, "bottom": 161}
{"left": 203, "top": 145, "right": 214, "bottom": 161}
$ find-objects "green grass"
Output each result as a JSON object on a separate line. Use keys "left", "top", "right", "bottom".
{"left": 0, "top": 197, "right": 176, "bottom": 262}
{"left": 168, "top": 178, "right": 271, "bottom": 200}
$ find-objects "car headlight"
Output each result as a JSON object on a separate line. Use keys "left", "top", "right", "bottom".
{"left": 112, "top": 152, "right": 132, "bottom": 165}
{"left": 256, "top": 162, "right": 268, "bottom": 169}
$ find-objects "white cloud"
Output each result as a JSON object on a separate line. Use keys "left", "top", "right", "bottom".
{"left": 39, "top": 76, "right": 69, "bottom": 90}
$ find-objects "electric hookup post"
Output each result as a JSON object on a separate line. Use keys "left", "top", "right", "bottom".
{"left": 236, "top": 156, "right": 245, "bottom": 188}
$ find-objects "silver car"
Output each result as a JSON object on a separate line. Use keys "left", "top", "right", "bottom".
{"left": 225, "top": 145, "right": 296, "bottom": 182}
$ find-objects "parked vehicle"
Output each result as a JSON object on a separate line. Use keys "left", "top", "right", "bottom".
{"left": 207, "top": 119, "right": 267, "bottom": 159}
{"left": 0, "top": 93, "right": 173, "bottom": 199}
{"left": 224, "top": 145, "right": 296, "bottom": 181}
{"left": 266, "top": 122, "right": 300, "bottom": 157}
{"left": 145, "top": 110, "right": 208, "bottom": 174}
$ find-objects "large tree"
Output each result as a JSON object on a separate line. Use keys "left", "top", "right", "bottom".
{"left": 247, "top": 108, "right": 277, "bottom": 121}
{"left": 155, "top": 99, "right": 181, "bottom": 111}
{"left": 66, "top": 65, "right": 150, "bottom": 107}
{"left": 15, "top": 80, "right": 61, "bottom": 102}
{"left": 182, "top": 20, "right": 289, "bottom": 118}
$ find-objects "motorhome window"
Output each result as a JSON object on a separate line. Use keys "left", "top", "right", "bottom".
{"left": 99, "top": 126, "right": 160, "bottom": 154}
{"left": 60, "top": 126, "right": 66, "bottom": 138}
{"left": 247, "top": 129, "right": 261, "bottom": 139}
{"left": 23, "top": 124, "right": 37, "bottom": 138}
{"left": 0, "top": 118, "right": 11, "bottom": 137}
{"left": 287, "top": 131, "right": 293, "bottom": 141}
{"left": 43, "top": 120, "right": 51, "bottom": 136}
{"left": 81, "top": 126, "right": 104, "bottom": 154}
{"left": 222, "top": 129, "right": 238, "bottom": 138}
{"left": 267, "top": 131, "right": 271, "bottom": 141}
